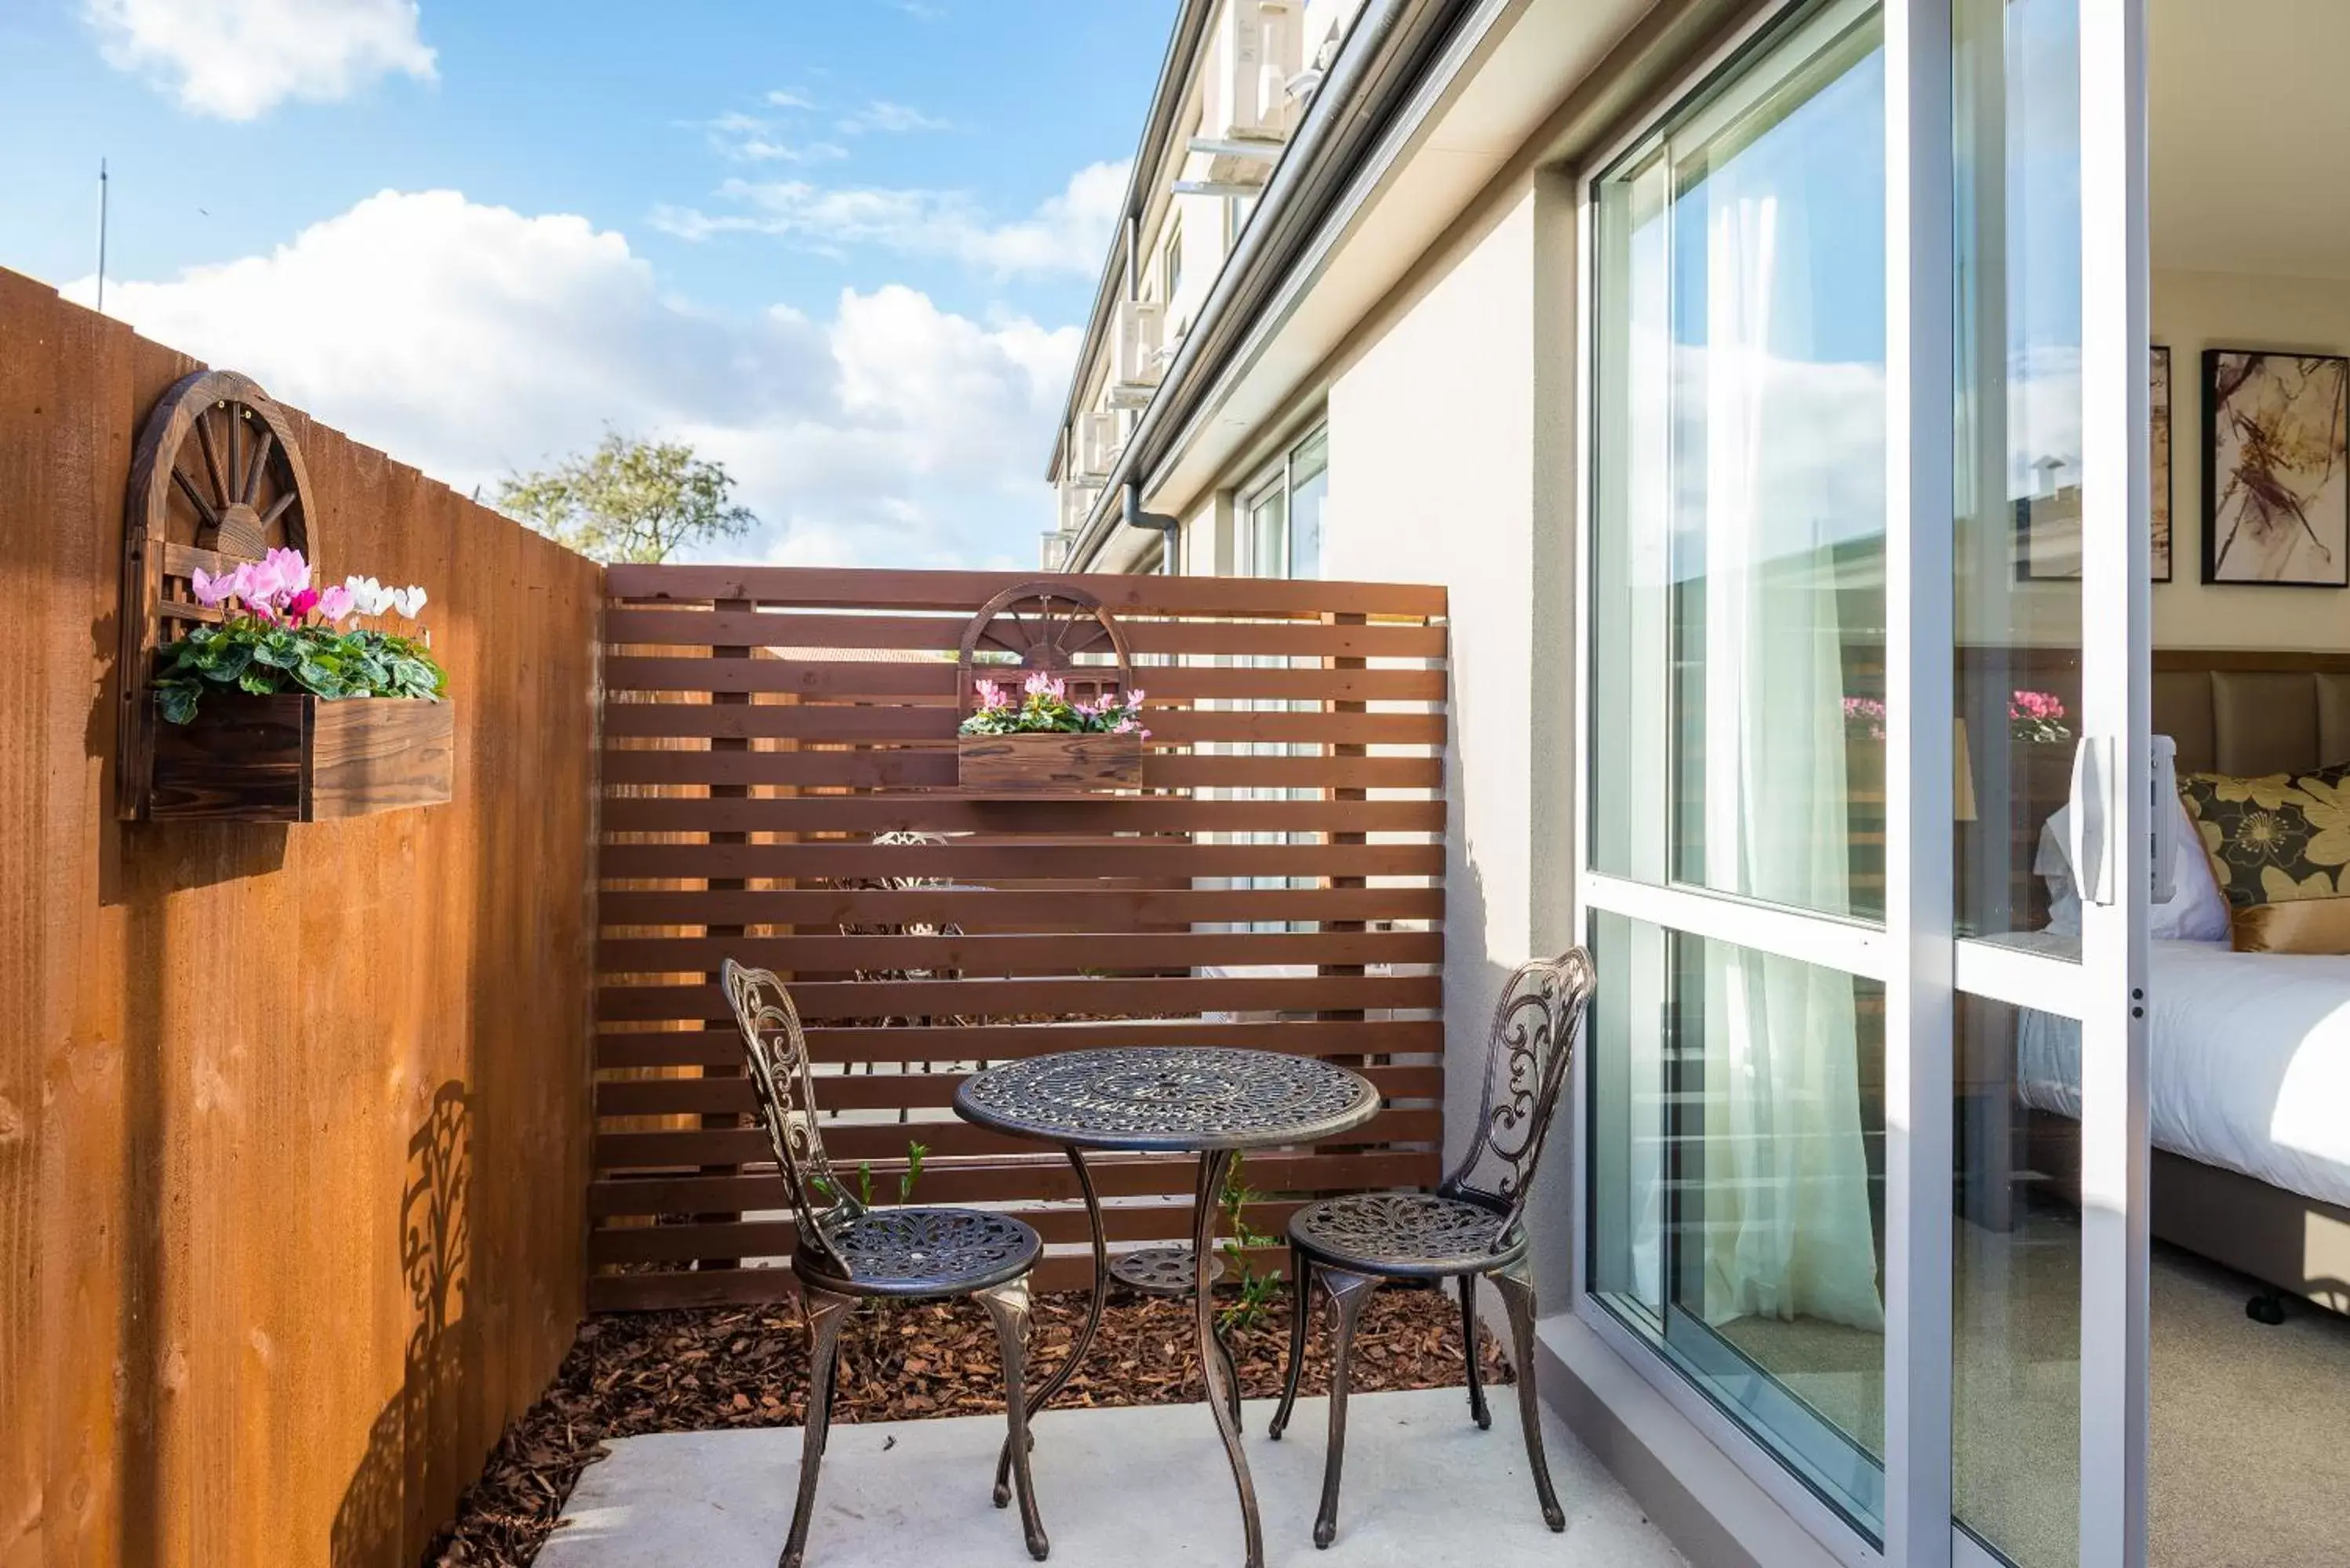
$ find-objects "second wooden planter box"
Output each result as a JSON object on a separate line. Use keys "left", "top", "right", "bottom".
{"left": 149, "top": 693, "right": 456, "bottom": 822}
{"left": 956, "top": 731, "right": 1143, "bottom": 795}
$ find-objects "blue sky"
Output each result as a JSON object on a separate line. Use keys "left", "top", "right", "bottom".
{"left": 0, "top": 0, "right": 1172, "bottom": 567}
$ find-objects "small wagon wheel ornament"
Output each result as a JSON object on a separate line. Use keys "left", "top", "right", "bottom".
{"left": 115, "top": 369, "right": 319, "bottom": 820}
{"left": 955, "top": 581, "right": 1134, "bottom": 719}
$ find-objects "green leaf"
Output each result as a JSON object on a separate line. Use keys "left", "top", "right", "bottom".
{"left": 157, "top": 686, "right": 198, "bottom": 724}
{"left": 238, "top": 669, "right": 275, "bottom": 696}
{"left": 200, "top": 644, "right": 253, "bottom": 683}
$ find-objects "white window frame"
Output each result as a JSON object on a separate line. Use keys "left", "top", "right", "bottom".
{"left": 1236, "top": 420, "right": 1327, "bottom": 580}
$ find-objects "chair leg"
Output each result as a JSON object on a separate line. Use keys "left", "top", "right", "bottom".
{"left": 782, "top": 1286, "right": 854, "bottom": 1568}
{"left": 979, "top": 1279, "right": 1051, "bottom": 1561}
{"left": 1459, "top": 1274, "right": 1491, "bottom": 1430}
{"left": 1269, "top": 1246, "right": 1313, "bottom": 1440}
{"left": 1493, "top": 1263, "right": 1564, "bottom": 1532}
{"left": 1312, "top": 1267, "right": 1379, "bottom": 1550}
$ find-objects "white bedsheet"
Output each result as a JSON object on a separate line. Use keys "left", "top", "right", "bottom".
{"left": 2017, "top": 939, "right": 2350, "bottom": 1211}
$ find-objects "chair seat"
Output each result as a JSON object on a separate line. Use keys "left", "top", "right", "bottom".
{"left": 796, "top": 1206, "right": 1042, "bottom": 1297}
{"left": 1289, "top": 1191, "right": 1525, "bottom": 1278}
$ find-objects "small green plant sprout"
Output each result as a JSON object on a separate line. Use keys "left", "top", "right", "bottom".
{"left": 857, "top": 1162, "right": 875, "bottom": 1209}
{"left": 900, "top": 1141, "right": 929, "bottom": 1202}
{"left": 1217, "top": 1154, "right": 1283, "bottom": 1333}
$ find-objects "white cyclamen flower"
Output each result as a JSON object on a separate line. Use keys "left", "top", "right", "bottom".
{"left": 345, "top": 575, "right": 396, "bottom": 617}
{"left": 391, "top": 585, "right": 428, "bottom": 618}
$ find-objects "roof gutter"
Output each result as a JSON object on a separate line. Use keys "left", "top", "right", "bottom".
{"left": 1064, "top": 0, "right": 1476, "bottom": 569}
{"left": 1122, "top": 481, "right": 1183, "bottom": 574}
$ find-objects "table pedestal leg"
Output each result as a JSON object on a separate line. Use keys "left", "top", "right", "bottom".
{"left": 995, "top": 1146, "right": 1108, "bottom": 1508}
{"left": 1194, "top": 1148, "right": 1261, "bottom": 1568}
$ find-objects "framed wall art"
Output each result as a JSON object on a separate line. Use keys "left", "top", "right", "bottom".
{"left": 2203, "top": 348, "right": 2350, "bottom": 587}
{"left": 2152, "top": 345, "right": 2174, "bottom": 581}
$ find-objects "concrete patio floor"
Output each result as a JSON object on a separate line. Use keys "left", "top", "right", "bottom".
{"left": 537, "top": 1387, "right": 1686, "bottom": 1567}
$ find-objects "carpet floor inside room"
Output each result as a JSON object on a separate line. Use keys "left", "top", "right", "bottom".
{"left": 1717, "top": 1227, "right": 2350, "bottom": 1568}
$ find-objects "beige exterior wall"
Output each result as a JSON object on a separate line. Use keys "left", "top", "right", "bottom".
{"left": 2152, "top": 265, "right": 2350, "bottom": 648}
{"left": 1199, "top": 166, "right": 1583, "bottom": 1296}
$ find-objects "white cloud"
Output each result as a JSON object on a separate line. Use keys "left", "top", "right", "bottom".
{"left": 687, "top": 111, "right": 848, "bottom": 166}
{"left": 653, "top": 158, "right": 1129, "bottom": 279}
{"left": 68, "top": 190, "right": 1069, "bottom": 569}
{"left": 765, "top": 88, "right": 817, "bottom": 110}
{"left": 835, "top": 99, "right": 953, "bottom": 136}
{"left": 84, "top": 0, "right": 435, "bottom": 120}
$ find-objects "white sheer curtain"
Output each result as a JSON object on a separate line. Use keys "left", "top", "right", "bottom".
{"left": 1693, "top": 191, "right": 1886, "bottom": 1333}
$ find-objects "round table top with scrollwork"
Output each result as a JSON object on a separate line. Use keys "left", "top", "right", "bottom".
{"left": 954, "top": 1047, "right": 1381, "bottom": 1153}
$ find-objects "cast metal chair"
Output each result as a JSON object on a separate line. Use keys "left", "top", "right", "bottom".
{"left": 722, "top": 959, "right": 1050, "bottom": 1567}
{"left": 1268, "top": 948, "right": 1594, "bottom": 1548}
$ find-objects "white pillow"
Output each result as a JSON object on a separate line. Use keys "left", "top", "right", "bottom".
{"left": 2035, "top": 791, "right": 2228, "bottom": 941}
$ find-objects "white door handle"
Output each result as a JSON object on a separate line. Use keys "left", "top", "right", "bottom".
{"left": 2069, "top": 736, "right": 2115, "bottom": 907}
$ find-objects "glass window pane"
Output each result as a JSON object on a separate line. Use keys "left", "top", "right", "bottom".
{"left": 1953, "top": 0, "right": 2083, "bottom": 949}
{"left": 1288, "top": 429, "right": 1328, "bottom": 578}
{"left": 1953, "top": 991, "right": 2079, "bottom": 1565}
{"left": 1246, "top": 482, "right": 1286, "bottom": 579}
{"left": 1590, "top": 0, "right": 1890, "bottom": 924}
{"left": 1590, "top": 910, "right": 1889, "bottom": 1537}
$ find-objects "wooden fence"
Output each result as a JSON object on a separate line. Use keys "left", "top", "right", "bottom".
{"left": 592, "top": 566, "right": 1448, "bottom": 1308}
{"left": 0, "top": 269, "right": 601, "bottom": 1568}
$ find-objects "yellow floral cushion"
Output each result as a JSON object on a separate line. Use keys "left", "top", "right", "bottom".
{"left": 2177, "top": 765, "right": 2350, "bottom": 908}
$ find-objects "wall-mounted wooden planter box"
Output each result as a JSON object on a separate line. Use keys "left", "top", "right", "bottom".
{"left": 956, "top": 732, "right": 1142, "bottom": 795}
{"left": 149, "top": 695, "right": 455, "bottom": 822}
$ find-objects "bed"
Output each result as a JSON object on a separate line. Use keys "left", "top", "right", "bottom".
{"left": 2014, "top": 651, "right": 2350, "bottom": 1319}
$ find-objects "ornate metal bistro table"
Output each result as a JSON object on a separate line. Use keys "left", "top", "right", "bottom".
{"left": 954, "top": 1047, "right": 1381, "bottom": 1568}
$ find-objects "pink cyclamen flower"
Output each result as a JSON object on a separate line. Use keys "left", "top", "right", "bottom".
{"left": 2010, "top": 689, "right": 2065, "bottom": 722}
{"left": 316, "top": 584, "right": 355, "bottom": 622}
{"left": 973, "top": 678, "right": 1009, "bottom": 710}
{"left": 263, "top": 546, "right": 312, "bottom": 596}
{"left": 241, "top": 555, "right": 287, "bottom": 608}
{"left": 190, "top": 566, "right": 235, "bottom": 607}
{"left": 283, "top": 587, "right": 321, "bottom": 622}
{"left": 1023, "top": 671, "right": 1066, "bottom": 700}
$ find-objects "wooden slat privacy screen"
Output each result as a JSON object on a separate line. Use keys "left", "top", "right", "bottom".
{"left": 594, "top": 565, "right": 1448, "bottom": 1309}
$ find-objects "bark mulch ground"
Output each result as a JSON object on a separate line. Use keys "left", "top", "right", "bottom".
{"left": 427, "top": 1281, "right": 1511, "bottom": 1566}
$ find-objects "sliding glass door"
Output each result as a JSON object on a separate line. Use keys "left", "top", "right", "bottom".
{"left": 1578, "top": 1, "right": 2149, "bottom": 1564}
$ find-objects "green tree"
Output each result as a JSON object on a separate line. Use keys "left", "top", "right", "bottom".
{"left": 496, "top": 431, "right": 755, "bottom": 564}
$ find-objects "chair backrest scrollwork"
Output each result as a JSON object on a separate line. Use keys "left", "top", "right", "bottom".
{"left": 722, "top": 959, "right": 859, "bottom": 1277}
{"left": 1439, "top": 949, "right": 1595, "bottom": 1239}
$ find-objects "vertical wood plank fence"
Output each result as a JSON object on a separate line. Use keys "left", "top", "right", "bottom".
{"left": 591, "top": 566, "right": 1448, "bottom": 1308}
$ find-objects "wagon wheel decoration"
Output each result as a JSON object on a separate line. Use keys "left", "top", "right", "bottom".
{"left": 955, "top": 581, "right": 1135, "bottom": 719}
{"left": 115, "top": 368, "right": 319, "bottom": 820}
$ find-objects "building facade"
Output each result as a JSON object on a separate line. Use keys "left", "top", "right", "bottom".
{"left": 1049, "top": 4, "right": 2350, "bottom": 1568}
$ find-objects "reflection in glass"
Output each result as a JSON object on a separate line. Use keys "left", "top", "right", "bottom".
{"left": 1590, "top": 911, "right": 1888, "bottom": 1536}
{"left": 1953, "top": 0, "right": 2084, "bottom": 948}
{"left": 1590, "top": 0, "right": 1890, "bottom": 922}
{"left": 1954, "top": 992, "right": 2080, "bottom": 1565}
{"left": 1289, "top": 430, "right": 1327, "bottom": 579}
